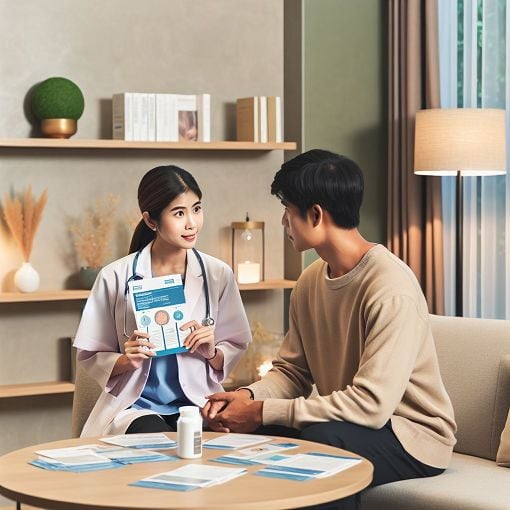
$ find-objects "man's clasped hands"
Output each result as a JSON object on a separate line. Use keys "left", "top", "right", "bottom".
{"left": 201, "top": 388, "right": 264, "bottom": 433}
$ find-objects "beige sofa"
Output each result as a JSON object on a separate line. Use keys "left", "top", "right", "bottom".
{"left": 362, "top": 314, "right": 510, "bottom": 510}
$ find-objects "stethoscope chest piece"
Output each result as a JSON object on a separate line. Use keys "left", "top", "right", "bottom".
{"left": 201, "top": 317, "right": 215, "bottom": 327}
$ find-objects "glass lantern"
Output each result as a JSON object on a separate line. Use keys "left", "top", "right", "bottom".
{"left": 231, "top": 214, "right": 265, "bottom": 284}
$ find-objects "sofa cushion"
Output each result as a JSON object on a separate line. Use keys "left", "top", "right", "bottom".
{"left": 430, "top": 315, "right": 510, "bottom": 460}
{"left": 496, "top": 356, "right": 510, "bottom": 467}
{"left": 498, "top": 409, "right": 510, "bottom": 466}
{"left": 362, "top": 452, "right": 510, "bottom": 510}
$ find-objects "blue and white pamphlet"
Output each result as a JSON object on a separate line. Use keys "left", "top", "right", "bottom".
{"left": 128, "top": 274, "right": 188, "bottom": 356}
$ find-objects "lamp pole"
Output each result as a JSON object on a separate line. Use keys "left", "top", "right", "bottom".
{"left": 455, "top": 171, "right": 463, "bottom": 317}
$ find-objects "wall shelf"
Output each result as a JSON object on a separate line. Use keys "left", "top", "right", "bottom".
{"left": 0, "top": 382, "right": 75, "bottom": 399}
{"left": 0, "top": 138, "right": 296, "bottom": 151}
{"left": 238, "top": 279, "right": 296, "bottom": 291}
{"left": 0, "top": 280, "right": 296, "bottom": 303}
{"left": 0, "top": 290, "right": 89, "bottom": 303}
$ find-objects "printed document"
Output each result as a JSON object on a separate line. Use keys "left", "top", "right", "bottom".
{"left": 128, "top": 274, "right": 188, "bottom": 356}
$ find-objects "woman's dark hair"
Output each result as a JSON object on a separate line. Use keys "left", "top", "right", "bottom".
{"left": 129, "top": 165, "right": 202, "bottom": 253}
{"left": 271, "top": 149, "right": 364, "bottom": 229}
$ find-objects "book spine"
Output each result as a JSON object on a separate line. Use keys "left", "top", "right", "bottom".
{"left": 112, "top": 94, "right": 124, "bottom": 140}
{"left": 253, "top": 97, "right": 259, "bottom": 143}
{"left": 147, "top": 93, "right": 156, "bottom": 141}
{"left": 132, "top": 93, "right": 143, "bottom": 141}
{"left": 126, "top": 94, "right": 133, "bottom": 141}
{"left": 267, "top": 96, "right": 282, "bottom": 143}
{"left": 275, "top": 96, "right": 282, "bottom": 143}
{"left": 258, "top": 96, "right": 267, "bottom": 143}
{"left": 112, "top": 93, "right": 134, "bottom": 140}
{"left": 176, "top": 94, "right": 198, "bottom": 141}
{"left": 236, "top": 97, "right": 259, "bottom": 142}
{"left": 197, "top": 93, "right": 211, "bottom": 142}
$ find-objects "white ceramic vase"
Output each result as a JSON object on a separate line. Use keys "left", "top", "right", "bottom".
{"left": 14, "top": 262, "right": 40, "bottom": 293}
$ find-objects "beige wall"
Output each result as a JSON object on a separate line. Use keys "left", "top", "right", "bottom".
{"left": 0, "top": 2, "right": 286, "bottom": 499}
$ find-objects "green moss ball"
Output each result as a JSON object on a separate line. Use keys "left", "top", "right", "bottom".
{"left": 31, "top": 77, "right": 85, "bottom": 120}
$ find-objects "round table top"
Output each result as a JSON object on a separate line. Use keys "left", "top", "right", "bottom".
{"left": 0, "top": 432, "right": 373, "bottom": 510}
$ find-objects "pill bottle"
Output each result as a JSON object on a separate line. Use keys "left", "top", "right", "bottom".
{"left": 177, "top": 405, "right": 202, "bottom": 459}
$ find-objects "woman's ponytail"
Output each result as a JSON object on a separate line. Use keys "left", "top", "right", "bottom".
{"left": 129, "top": 220, "right": 155, "bottom": 254}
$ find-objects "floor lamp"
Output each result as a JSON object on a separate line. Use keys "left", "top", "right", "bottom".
{"left": 414, "top": 108, "right": 507, "bottom": 317}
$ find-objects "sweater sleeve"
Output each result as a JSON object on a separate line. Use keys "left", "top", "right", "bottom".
{"left": 262, "top": 295, "right": 429, "bottom": 429}
{"left": 248, "top": 289, "right": 313, "bottom": 402}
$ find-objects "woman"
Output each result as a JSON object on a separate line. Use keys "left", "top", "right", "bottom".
{"left": 74, "top": 165, "right": 251, "bottom": 437}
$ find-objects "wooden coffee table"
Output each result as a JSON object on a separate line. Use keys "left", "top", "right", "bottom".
{"left": 0, "top": 432, "right": 373, "bottom": 510}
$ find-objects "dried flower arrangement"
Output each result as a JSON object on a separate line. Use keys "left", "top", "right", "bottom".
{"left": 70, "top": 193, "right": 120, "bottom": 268}
{"left": 3, "top": 186, "right": 48, "bottom": 261}
{"left": 225, "top": 321, "right": 283, "bottom": 386}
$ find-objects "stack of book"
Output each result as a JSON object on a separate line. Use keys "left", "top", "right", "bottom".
{"left": 236, "top": 96, "right": 282, "bottom": 143}
{"left": 112, "top": 92, "right": 210, "bottom": 142}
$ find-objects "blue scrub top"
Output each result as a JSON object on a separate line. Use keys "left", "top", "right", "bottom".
{"left": 131, "top": 354, "right": 191, "bottom": 415}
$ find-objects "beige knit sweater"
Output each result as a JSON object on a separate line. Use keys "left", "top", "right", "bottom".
{"left": 248, "top": 245, "right": 456, "bottom": 468}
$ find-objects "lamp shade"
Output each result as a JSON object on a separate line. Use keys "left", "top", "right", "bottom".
{"left": 414, "top": 108, "right": 507, "bottom": 176}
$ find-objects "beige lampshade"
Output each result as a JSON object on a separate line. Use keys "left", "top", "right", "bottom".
{"left": 414, "top": 108, "right": 507, "bottom": 176}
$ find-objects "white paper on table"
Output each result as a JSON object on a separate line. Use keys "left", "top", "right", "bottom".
{"left": 203, "top": 434, "right": 272, "bottom": 450}
{"left": 35, "top": 445, "right": 98, "bottom": 458}
{"left": 269, "top": 453, "right": 361, "bottom": 477}
{"left": 97, "top": 447, "right": 167, "bottom": 460}
{"left": 100, "top": 433, "right": 176, "bottom": 448}
{"left": 144, "top": 464, "right": 247, "bottom": 488}
{"left": 36, "top": 451, "right": 112, "bottom": 466}
{"left": 225, "top": 442, "right": 299, "bottom": 460}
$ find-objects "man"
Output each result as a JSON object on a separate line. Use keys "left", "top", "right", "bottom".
{"left": 204, "top": 150, "right": 456, "bottom": 507}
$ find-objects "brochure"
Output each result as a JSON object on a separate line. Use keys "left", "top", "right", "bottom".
{"left": 131, "top": 464, "right": 247, "bottom": 492}
{"left": 254, "top": 452, "right": 362, "bottom": 481}
{"left": 128, "top": 274, "right": 188, "bottom": 356}
{"left": 211, "top": 442, "right": 299, "bottom": 466}
{"left": 202, "top": 433, "right": 272, "bottom": 450}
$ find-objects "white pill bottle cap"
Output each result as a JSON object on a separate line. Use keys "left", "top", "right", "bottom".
{"left": 179, "top": 406, "right": 200, "bottom": 418}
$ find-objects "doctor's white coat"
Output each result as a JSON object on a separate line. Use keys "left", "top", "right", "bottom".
{"left": 73, "top": 244, "right": 251, "bottom": 437}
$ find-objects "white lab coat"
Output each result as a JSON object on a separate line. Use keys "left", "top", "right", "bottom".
{"left": 73, "top": 244, "right": 251, "bottom": 437}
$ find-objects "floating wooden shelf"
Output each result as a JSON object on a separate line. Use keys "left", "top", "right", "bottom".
{"left": 237, "top": 279, "right": 296, "bottom": 291}
{"left": 0, "top": 280, "right": 296, "bottom": 303}
{"left": 0, "top": 382, "right": 75, "bottom": 399}
{"left": 0, "top": 290, "right": 89, "bottom": 303}
{"left": 0, "top": 138, "right": 296, "bottom": 151}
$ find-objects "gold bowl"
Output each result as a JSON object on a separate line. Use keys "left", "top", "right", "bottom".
{"left": 40, "top": 118, "right": 77, "bottom": 138}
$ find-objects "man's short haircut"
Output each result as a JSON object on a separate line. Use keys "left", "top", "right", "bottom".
{"left": 271, "top": 149, "right": 364, "bottom": 229}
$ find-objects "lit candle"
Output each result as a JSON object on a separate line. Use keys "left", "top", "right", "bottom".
{"left": 237, "top": 261, "right": 260, "bottom": 284}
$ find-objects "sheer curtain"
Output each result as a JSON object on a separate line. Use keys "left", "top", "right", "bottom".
{"left": 438, "top": 0, "right": 509, "bottom": 319}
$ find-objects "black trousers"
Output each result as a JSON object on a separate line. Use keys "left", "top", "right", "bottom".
{"left": 257, "top": 421, "right": 444, "bottom": 510}
{"left": 126, "top": 413, "right": 180, "bottom": 433}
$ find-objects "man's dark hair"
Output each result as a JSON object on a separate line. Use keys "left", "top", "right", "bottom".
{"left": 271, "top": 149, "right": 364, "bottom": 229}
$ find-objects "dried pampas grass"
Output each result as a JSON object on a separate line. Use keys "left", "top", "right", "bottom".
{"left": 71, "top": 193, "right": 120, "bottom": 268}
{"left": 3, "top": 186, "right": 48, "bottom": 261}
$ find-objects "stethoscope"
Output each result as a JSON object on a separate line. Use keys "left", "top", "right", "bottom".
{"left": 123, "top": 247, "right": 215, "bottom": 338}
